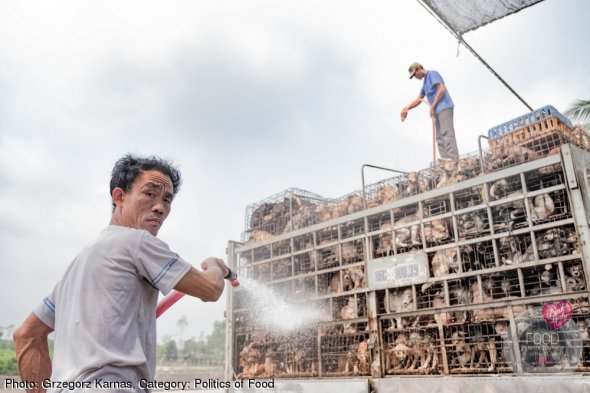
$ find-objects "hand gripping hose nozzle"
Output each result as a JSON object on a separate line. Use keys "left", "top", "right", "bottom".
{"left": 156, "top": 267, "right": 239, "bottom": 318}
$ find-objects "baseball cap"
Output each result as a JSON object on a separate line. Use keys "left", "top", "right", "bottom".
{"left": 408, "top": 62, "right": 422, "bottom": 79}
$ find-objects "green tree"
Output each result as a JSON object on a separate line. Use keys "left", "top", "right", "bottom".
{"left": 180, "top": 338, "right": 206, "bottom": 365}
{"left": 162, "top": 339, "right": 178, "bottom": 363}
{"left": 205, "top": 320, "right": 225, "bottom": 366}
{"left": 177, "top": 316, "right": 188, "bottom": 347}
{"left": 0, "top": 339, "right": 18, "bottom": 375}
{"left": 565, "top": 98, "right": 590, "bottom": 130}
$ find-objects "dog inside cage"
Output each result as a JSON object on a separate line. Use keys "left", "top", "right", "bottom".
{"left": 272, "top": 240, "right": 291, "bottom": 257}
{"left": 253, "top": 262, "right": 271, "bottom": 281}
{"left": 470, "top": 279, "right": 514, "bottom": 322}
{"left": 368, "top": 212, "right": 391, "bottom": 233}
{"left": 525, "top": 164, "right": 565, "bottom": 190}
{"left": 382, "top": 326, "right": 442, "bottom": 374}
{"left": 563, "top": 260, "right": 587, "bottom": 292}
{"left": 416, "top": 282, "right": 443, "bottom": 311}
{"left": 293, "top": 251, "right": 316, "bottom": 275}
{"left": 393, "top": 204, "right": 423, "bottom": 251}
{"left": 454, "top": 185, "right": 485, "bottom": 210}
{"left": 445, "top": 322, "right": 511, "bottom": 373}
{"left": 496, "top": 234, "right": 531, "bottom": 265}
{"left": 573, "top": 316, "right": 590, "bottom": 370}
{"left": 492, "top": 201, "right": 528, "bottom": 233}
{"left": 317, "top": 245, "right": 339, "bottom": 271}
{"left": 341, "top": 219, "right": 365, "bottom": 239}
{"left": 447, "top": 278, "right": 475, "bottom": 324}
{"left": 293, "top": 233, "right": 314, "bottom": 252}
{"left": 485, "top": 143, "right": 539, "bottom": 173}
{"left": 320, "top": 332, "right": 371, "bottom": 376}
{"left": 524, "top": 132, "right": 570, "bottom": 157}
{"left": 489, "top": 175, "right": 522, "bottom": 200}
{"left": 387, "top": 286, "right": 418, "bottom": 329}
{"left": 430, "top": 247, "right": 462, "bottom": 277}
{"left": 523, "top": 263, "right": 562, "bottom": 296}
{"left": 342, "top": 265, "right": 365, "bottom": 291}
{"left": 424, "top": 216, "right": 453, "bottom": 246}
{"left": 533, "top": 226, "right": 579, "bottom": 261}
{"left": 340, "top": 240, "right": 364, "bottom": 265}
{"left": 398, "top": 170, "right": 430, "bottom": 198}
{"left": 253, "top": 244, "right": 271, "bottom": 262}
{"left": 460, "top": 242, "right": 495, "bottom": 271}
{"left": 372, "top": 222, "right": 393, "bottom": 258}
{"left": 272, "top": 258, "right": 292, "bottom": 280}
{"left": 457, "top": 207, "right": 489, "bottom": 239}
{"left": 319, "top": 271, "right": 341, "bottom": 295}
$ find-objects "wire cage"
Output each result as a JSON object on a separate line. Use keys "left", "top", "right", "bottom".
{"left": 454, "top": 185, "right": 485, "bottom": 211}
{"left": 235, "top": 330, "right": 320, "bottom": 379}
{"left": 230, "top": 126, "right": 590, "bottom": 380}
{"left": 244, "top": 188, "right": 335, "bottom": 240}
{"left": 457, "top": 207, "right": 489, "bottom": 239}
{"left": 381, "top": 325, "right": 443, "bottom": 375}
{"left": 364, "top": 176, "right": 404, "bottom": 208}
{"left": 444, "top": 321, "right": 513, "bottom": 374}
{"left": 319, "top": 330, "right": 371, "bottom": 377}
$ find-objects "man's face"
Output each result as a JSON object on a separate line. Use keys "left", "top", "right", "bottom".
{"left": 413, "top": 68, "right": 426, "bottom": 80}
{"left": 114, "top": 169, "right": 174, "bottom": 236}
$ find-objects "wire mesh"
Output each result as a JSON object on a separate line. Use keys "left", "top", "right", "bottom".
{"left": 319, "top": 331, "right": 371, "bottom": 376}
{"left": 445, "top": 322, "right": 512, "bottom": 374}
{"left": 371, "top": 222, "right": 394, "bottom": 259}
{"left": 293, "top": 251, "right": 316, "bottom": 276}
{"left": 340, "top": 240, "right": 364, "bottom": 265}
{"left": 244, "top": 188, "right": 335, "bottom": 240}
{"left": 232, "top": 123, "right": 590, "bottom": 378}
{"left": 341, "top": 218, "right": 365, "bottom": 239}
{"left": 454, "top": 185, "right": 485, "bottom": 210}
{"left": 429, "top": 247, "right": 462, "bottom": 277}
{"left": 382, "top": 327, "right": 442, "bottom": 375}
{"left": 457, "top": 208, "right": 489, "bottom": 239}
{"left": 522, "top": 263, "right": 563, "bottom": 297}
{"left": 272, "top": 257, "right": 292, "bottom": 280}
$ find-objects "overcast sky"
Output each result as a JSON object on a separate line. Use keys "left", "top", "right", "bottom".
{"left": 1, "top": 0, "right": 589, "bottom": 344}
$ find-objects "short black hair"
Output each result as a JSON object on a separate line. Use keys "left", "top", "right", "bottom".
{"left": 110, "top": 154, "right": 182, "bottom": 211}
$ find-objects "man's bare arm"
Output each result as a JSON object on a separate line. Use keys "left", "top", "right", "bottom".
{"left": 429, "top": 83, "right": 447, "bottom": 117}
{"left": 174, "top": 257, "right": 228, "bottom": 302}
{"left": 13, "top": 313, "right": 53, "bottom": 393}
{"left": 401, "top": 95, "right": 425, "bottom": 121}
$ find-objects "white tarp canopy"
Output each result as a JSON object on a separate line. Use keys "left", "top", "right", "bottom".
{"left": 419, "top": 0, "right": 545, "bottom": 34}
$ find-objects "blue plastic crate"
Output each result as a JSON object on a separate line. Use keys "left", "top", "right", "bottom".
{"left": 488, "top": 105, "right": 573, "bottom": 140}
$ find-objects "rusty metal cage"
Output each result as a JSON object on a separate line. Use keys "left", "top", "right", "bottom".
{"left": 227, "top": 143, "right": 590, "bottom": 380}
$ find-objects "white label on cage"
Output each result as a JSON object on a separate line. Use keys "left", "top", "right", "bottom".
{"left": 367, "top": 251, "right": 430, "bottom": 289}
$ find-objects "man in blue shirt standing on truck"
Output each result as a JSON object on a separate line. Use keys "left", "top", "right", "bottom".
{"left": 400, "top": 62, "right": 460, "bottom": 160}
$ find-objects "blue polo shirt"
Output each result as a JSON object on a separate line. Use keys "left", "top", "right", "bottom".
{"left": 420, "top": 70, "right": 454, "bottom": 114}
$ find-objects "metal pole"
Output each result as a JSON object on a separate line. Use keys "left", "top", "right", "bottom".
{"left": 416, "top": 0, "right": 534, "bottom": 111}
{"left": 478, "top": 135, "right": 489, "bottom": 173}
{"left": 361, "top": 164, "right": 408, "bottom": 209}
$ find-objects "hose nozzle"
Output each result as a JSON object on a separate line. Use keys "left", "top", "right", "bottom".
{"left": 224, "top": 268, "right": 240, "bottom": 287}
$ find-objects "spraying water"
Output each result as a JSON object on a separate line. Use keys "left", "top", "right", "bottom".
{"left": 236, "top": 277, "right": 329, "bottom": 333}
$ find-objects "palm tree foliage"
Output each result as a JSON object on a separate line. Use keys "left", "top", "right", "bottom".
{"left": 565, "top": 99, "right": 590, "bottom": 130}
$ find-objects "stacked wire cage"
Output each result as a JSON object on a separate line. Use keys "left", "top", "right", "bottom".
{"left": 228, "top": 106, "right": 590, "bottom": 379}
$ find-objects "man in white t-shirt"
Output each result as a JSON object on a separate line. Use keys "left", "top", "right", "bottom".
{"left": 13, "top": 154, "right": 230, "bottom": 392}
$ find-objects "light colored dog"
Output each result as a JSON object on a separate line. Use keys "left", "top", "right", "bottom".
{"left": 431, "top": 248, "right": 461, "bottom": 277}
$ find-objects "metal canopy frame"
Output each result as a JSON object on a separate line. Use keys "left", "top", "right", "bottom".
{"left": 416, "top": 0, "right": 540, "bottom": 111}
